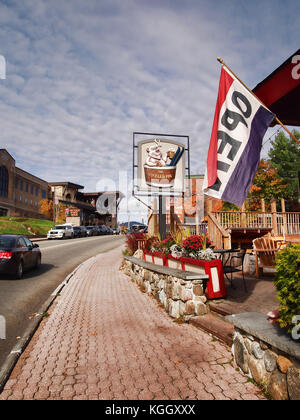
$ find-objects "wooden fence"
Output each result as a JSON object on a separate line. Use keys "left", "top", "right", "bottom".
{"left": 211, "top": 211, "right": 300, "bottom": 236}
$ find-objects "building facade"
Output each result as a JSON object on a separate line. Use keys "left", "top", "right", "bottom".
{"left": 49, "top": 183, "right": 122, "bottom": 227}
{"left": 0, "top": 148, "right": 123, "bottom": 227}
{"left": 0, "top": 149, "right": 48, "bottom": 218}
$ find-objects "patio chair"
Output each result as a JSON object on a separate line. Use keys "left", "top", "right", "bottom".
{"left": 252, "top": 237, "right": 283, "bottom": 278}
{"left": 223, "top": 249, "right": 247, "bottom": 292}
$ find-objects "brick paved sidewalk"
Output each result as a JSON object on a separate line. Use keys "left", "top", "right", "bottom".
{"left": 0, "top": 246, "right": 266, "bottom": 400}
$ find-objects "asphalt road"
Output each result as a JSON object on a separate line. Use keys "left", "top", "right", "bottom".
{"left": 0, "top": 234, "right": 125, "bottom": 368}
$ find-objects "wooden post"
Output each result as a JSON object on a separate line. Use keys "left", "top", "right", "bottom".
{"left": 241, "top": 203, "right": 246, "bottom": 228}
{"left": 207, "top": 199, "right": 213, "bottom": 215}
{"left": 206, "top": 199, "right": 212, "bottom": 241}
{"left": 261, "top": 199, "right": 266, "bottom": 227}
{"left": 271, "top": 199, "right": 278, "bottom": 236}
{"left": 281, "top": 198, "right": 287, "bottom": 239}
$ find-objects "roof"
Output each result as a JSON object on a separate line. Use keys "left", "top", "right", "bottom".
{"left": 0, "top": 149, "right": 16, "bottom": 162}
{"left": 49, "top": 182, "right": 84, "bottom": 190}
{"left": 82, "top": 191, "right": 123, "bottom": 196}
{"left": 15, "top": 167, "right": 48, "bottom": 185}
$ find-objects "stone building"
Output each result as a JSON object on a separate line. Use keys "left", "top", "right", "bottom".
{"left": 49, "top": 182, "right": 122, "bottom": 227}
{"left": 0, "top": 149, "right": 48, "bottom": 218}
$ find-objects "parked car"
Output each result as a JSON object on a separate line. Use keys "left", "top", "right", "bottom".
{"left": 96, "top": 225, "right": 107, "bottom": 235}
{"left": 0, "top": 234, "right": 41, "bottom": 279}
{"left": 127, "top": 225, "right": 147, "bottom": 235}
{"left": 80, "top": 226, "right": 88, "bottom": 237}
{"left": 112, "top": 228, "right": 120, "bottom": 235}
{"left": 85, "top": 226, "right": 97, "bottom": 236}
{"left": 72, "top": 226, "right": 82, "bottom": 238}
{"left": 47, "top": 224, "right": 74, "bottom": 239}
{"left": 102, "top": 226, "right": 111, "bottom": 235}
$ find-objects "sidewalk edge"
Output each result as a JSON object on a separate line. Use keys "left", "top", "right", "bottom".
{"left": 0, "top": 262, "right": 84, "bottom": 394}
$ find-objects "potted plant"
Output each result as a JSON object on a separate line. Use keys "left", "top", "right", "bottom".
{"left": 165, "top": 234, "right": 226, "bottom": 299}
{"left": 143, "top": 235, "right": 167, "bottom": 265}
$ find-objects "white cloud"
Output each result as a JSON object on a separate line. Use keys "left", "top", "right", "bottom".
{"left": 0, "top": 0, "right": 299, "bottom": 219}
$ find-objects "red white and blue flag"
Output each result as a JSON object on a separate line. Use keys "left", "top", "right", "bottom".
{"left": 203, "top": 66, "right": 275, "bottom": 206}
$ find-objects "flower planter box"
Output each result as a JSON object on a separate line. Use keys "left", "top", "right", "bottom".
{"left": 143, "top": 250, "right": 166, "bottom": 266}
{"left": 165, "top": 254, "right": 182, "bottom": 270}
{"left": 167, "top": 255, "right": 226, "bottom": 299}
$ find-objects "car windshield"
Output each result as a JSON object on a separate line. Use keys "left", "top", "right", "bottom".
{"left": 0, "top": 236, "right": 16, "bottom": 249}
{"left": 54, "top": 226, "right": 66, "bottom": 230}
{"left": 86, "top": 227, "right": 93, "bottom": 229}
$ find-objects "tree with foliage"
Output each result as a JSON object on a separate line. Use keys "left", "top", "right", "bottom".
{"left": 39, "top": 199, "right": 67, "bottom": 223}
{"left": 268, "top": 130, "right": 300, "bottom": 209}
{"left": 246, "top": 159, "right": 289, "bottom": 211}
{"left": 39, "top": 199, "right": 53, "bottom": 220}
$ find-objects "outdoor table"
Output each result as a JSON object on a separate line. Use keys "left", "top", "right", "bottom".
{"left": 213, "top": 249, "right": 234, "bottom": 267}
{"left": 213, "top": 249, "right": 247, "bottom": 291}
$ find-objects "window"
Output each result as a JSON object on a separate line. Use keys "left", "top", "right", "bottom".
{"left": 24, "top": 237, "right": 33, "bottom": 248}
{"left": 30, "top": 185, "right": 34, "bottom": 194}
{"left": 25, "top": 183, "right": 29, "bottom": 193}
{"left": 15, "top": 178, "right": 18, "bottom": 189}
{"left": 19, "top": 195, "right": 22, "bottom": 201}
{"left": 42, "top": 189, "right": 46, "bottom": 199}
{"left": 17, "top": 237, "right": 27, "bottom": 248}
{"left": 0, "top": 236, "right": 15, "bottom": 248}
{"left": 0, "top": 208, "right": 8, "bottom": 216}
{"left": 19, "top": 180, "right": 23, "bottom": 191}
{"left": 35, "top": 187, "right": 39, "bottom": 196}
{"left": 0, "top": 166, "right": 8, "bottom": 197}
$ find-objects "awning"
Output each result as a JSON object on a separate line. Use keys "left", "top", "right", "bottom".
{"left": 253, "top": 49, "right": 300, "bottom": 126}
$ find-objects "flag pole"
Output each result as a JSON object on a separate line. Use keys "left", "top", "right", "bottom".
{"left": 217, "top": 57, "right": 300, "bottom": 146}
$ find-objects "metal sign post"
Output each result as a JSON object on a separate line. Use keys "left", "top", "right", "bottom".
{"left": 158, "top": 195, "right": 166, "bottom": 240}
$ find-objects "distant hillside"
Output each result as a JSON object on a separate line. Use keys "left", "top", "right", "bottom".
{"left": 0, "top": 217, "right": 53, "bottom": 237}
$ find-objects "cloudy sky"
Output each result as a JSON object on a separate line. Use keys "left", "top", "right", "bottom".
{"left": 0, "top": 0, "right": 299, "bottom": 221}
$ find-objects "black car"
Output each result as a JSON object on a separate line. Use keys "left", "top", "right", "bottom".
{"left": 85, "top": 226, "right": 97, "bottom": 236}
{"left": 97, "top": 225, "right": 107, "bottom": 235}
{"left": 0, "top": 234, "right": 41, "bottom": 279}
{"left": 72, "top": 226, "right": 82, "bottom": 238}
{"left": 80, "top": 226, "right": 88, "bottom": 237}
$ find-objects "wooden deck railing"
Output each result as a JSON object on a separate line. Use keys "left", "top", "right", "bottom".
{"left": 211, "top": 211, "right": 300, "bottom": 237}
{"left": 207, "top": 213, "right": 231, "bottom": 249}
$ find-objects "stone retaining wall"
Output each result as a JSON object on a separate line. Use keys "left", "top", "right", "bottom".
{"left": 123, "top": 256, "right": 209, "bottom": 319}
{"left": 226, "top": 312, "right": 300, "bottom": 400}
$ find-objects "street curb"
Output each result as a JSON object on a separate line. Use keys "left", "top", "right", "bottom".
{"left": 0, "top": 262, "right": 84, "bottom": 394}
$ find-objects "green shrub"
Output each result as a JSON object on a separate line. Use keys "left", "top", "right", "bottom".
{"left": 274, "top": 244, "right": 300, "bottom": 331}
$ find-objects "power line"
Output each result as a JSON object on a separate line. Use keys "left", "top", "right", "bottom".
{"left": 262, "top": 128, "right": 281, "bottom": 148}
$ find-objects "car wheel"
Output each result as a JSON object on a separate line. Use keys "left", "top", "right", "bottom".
{"left": 15, "top": 261, "right": 24, "bottom": 279}
{"left": 35, "top": 254, "right": 41, "bottom": 269}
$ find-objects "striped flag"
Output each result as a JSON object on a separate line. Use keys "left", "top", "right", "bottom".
{"left": 203, "top": 66, "right": 275, "bottom": 206}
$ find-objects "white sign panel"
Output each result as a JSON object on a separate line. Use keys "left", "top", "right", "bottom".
{"left": 137, "top": 138, "right": 185, "bottom": 195}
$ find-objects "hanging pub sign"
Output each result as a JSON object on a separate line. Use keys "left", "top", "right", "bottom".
{"left": 134, "top": 135, "right": 188, "bottom": 196}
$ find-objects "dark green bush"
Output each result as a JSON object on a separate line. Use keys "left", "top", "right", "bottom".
{"left": 274, "top": 244, "right": 300, "bottom": 331}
